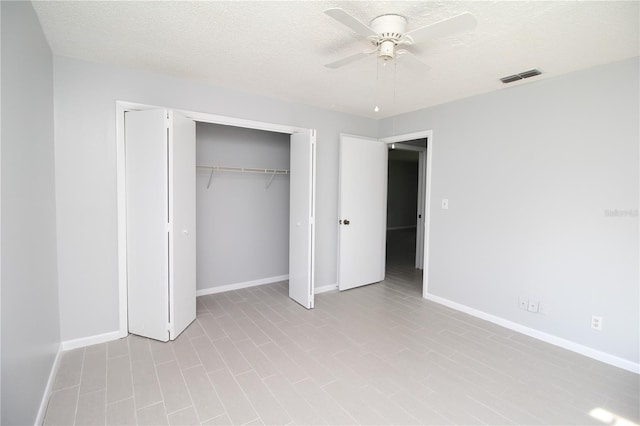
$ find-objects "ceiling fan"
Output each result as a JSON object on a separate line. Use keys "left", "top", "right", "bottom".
{"left": 324, "top": 8, "right": 477, "bottom": 68}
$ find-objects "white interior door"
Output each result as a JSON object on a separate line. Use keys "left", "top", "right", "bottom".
{"left": 125, "top": 109, "right": 170, "bottom": 342}
{"left": 338, "top": 134, "right": 388, "bottom": 291}
{"left": 168, "top": 111, "right": 196, "bottom": 339}
{"left": 289, "top": 129, "right": 316, "bottom": 308}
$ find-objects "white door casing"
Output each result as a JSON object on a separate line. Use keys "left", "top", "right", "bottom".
{"left": 338, "top": 134, "right": 388, "bottom": 291}
{"left": 289, "top": 129, "right": 316, "bottom": 308}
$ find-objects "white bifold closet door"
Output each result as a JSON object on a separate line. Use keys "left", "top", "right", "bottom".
{"left": 289, "top": 129, "right": 316, "bottom": 309}
{"left": 338, "top": 134, "right": 388, "bottom": 291}
{"left": 125, "top": 109, "right": 196, "bottom": 341}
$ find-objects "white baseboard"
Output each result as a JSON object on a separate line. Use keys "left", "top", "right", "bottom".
{"left": 424, "top": 292, "right": 640, "bottom": 374}
{"left": 41, "top": 331, "right": 128, "bottom": 424}
{"left": 61, "top": 329, "right": 127, "bottom": 351}
{"left": 196, "top": 275, "right": 289, "bottom": 296}
{"left": 315, "top": 283, "right": 338, "bottom": 294}
{"left": 387, "top": 225, "right": 417, "bottom": 231}
{"left": 197, "top": 277, "right": 338, "bottom": 296}
{"left": 35, "top": 344, "right": 62, "bottom": 426}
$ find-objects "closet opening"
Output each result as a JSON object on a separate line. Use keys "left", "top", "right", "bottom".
{"left": 195, "top": 123, "right": 291, "bottom": 297}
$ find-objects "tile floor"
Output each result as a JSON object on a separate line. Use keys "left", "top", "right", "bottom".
{"left": 44, "top": 230, "right": 639, "bottom": 425}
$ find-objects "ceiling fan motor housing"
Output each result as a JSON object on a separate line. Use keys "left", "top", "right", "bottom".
{"left": 370, "top": 14, "right": 407, "bottom": 61}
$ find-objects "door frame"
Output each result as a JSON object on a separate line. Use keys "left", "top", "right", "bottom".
{"left": 115, "top": 100, "right": 315, "bottom": 336}
{"left": 380, "top": 130, "right": 433, "bottom": 298}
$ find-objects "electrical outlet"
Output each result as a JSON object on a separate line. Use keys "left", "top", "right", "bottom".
{"left": 518, "top": 297, "right": 529, "bottom": 310}
{"left": 591, "top": 315, "right": 603, "bottom": 331}
{"left": 528, "top": 300, "right": 539, "bottom": 313}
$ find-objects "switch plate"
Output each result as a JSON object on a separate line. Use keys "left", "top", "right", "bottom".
{"left": 591, "top": 315, "right": 603, "bottom": 331}
{"left": 442, "top": 199, "right": 449, "bottom": 209}
{"left": 527, "top": 300, "right": 539, "bottom": 313}
{"left": 538, "top": 302, "right": 549, "bottom": 315}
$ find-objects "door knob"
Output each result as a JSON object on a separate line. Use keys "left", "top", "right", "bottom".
{"left": 343, "top": 219, "right": 350, "bottom": 225}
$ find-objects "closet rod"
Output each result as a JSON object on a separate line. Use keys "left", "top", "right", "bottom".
{"left": 196, "top": 165, "right": 289, "bottom": 175}
{"left": 197, "top": 165, "right": 290, "bottom": 190}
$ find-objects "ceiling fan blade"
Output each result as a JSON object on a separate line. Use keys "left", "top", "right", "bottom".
{"left": 324, "top": 8, "right": 377, "bottom": 38}
{"left": 397, "top": 49, "right": 431, "bottom": 70}
{"left": 404, "top": 12, "right": 477, "bottom": 44}
{"left": 325, "top": 51, "right": 370, "bottom": 69}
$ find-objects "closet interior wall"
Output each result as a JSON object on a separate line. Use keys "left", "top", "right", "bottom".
{"left": 196, "top": 123, "right": 291, "bottom": 292}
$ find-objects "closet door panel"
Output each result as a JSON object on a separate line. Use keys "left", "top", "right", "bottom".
{"left": 289, "top": 129, "right": 316, "bottom": 309}
{"left": 168, "top": 111, "right": 196, "bottom": 339}
{"left": 125, "top": 109, "right": 170, "bottom": 342}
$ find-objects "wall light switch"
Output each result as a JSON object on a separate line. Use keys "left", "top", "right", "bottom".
{"left": 442, "top": 199, "right": 449, "bottom": 210}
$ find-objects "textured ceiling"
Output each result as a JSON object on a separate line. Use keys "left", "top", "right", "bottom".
{"left": 32, "top": 1, "right": 639, "bottom": 119}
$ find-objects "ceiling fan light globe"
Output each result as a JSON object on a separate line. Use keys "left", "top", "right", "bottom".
{"left": 378, "top": 40, "right": 395, "bottom": 60}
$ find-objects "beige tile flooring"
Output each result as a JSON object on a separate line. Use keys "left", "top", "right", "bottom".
{"left": 44, "top": 233, "right": 639, "bottom": 425}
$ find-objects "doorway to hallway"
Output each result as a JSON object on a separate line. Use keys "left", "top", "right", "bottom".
{"left": 385, "top": 140, "right": 426, "bottom": 294}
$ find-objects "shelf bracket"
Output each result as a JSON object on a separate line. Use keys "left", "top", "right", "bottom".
{"left": 265, "top": 170, "right": 277, "bottom": 190}
{"left": 206, "top": 168, "right": 215, "bottom": 189}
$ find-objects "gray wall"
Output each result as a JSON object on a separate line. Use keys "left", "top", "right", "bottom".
{"left": 53, "top": 55, "right": 378, "bottom": 341}
{"left": 379, "top": 58, "right": 639, "bottom": 364}
{"left": 196, "top": 123, "right": 290, "bottom": 289}
{"left": 387, "top": 150, "right": 419, "bottom": 229}
{"left": 1, "top": 2, "right": 61, "bottom": 424}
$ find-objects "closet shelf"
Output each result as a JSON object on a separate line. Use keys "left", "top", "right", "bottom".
{"left": 196, "top": 165, "right": 290, "bottom": 190}
{"left": 196, "top": 165, "right": 289, "bottom": 174}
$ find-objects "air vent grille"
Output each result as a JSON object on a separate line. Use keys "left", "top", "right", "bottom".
{"left": 500, "top": 75, "right": 523, "bottom": 84}
{"left": 500, "top": 69, "right": 542, "bottom": 84}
